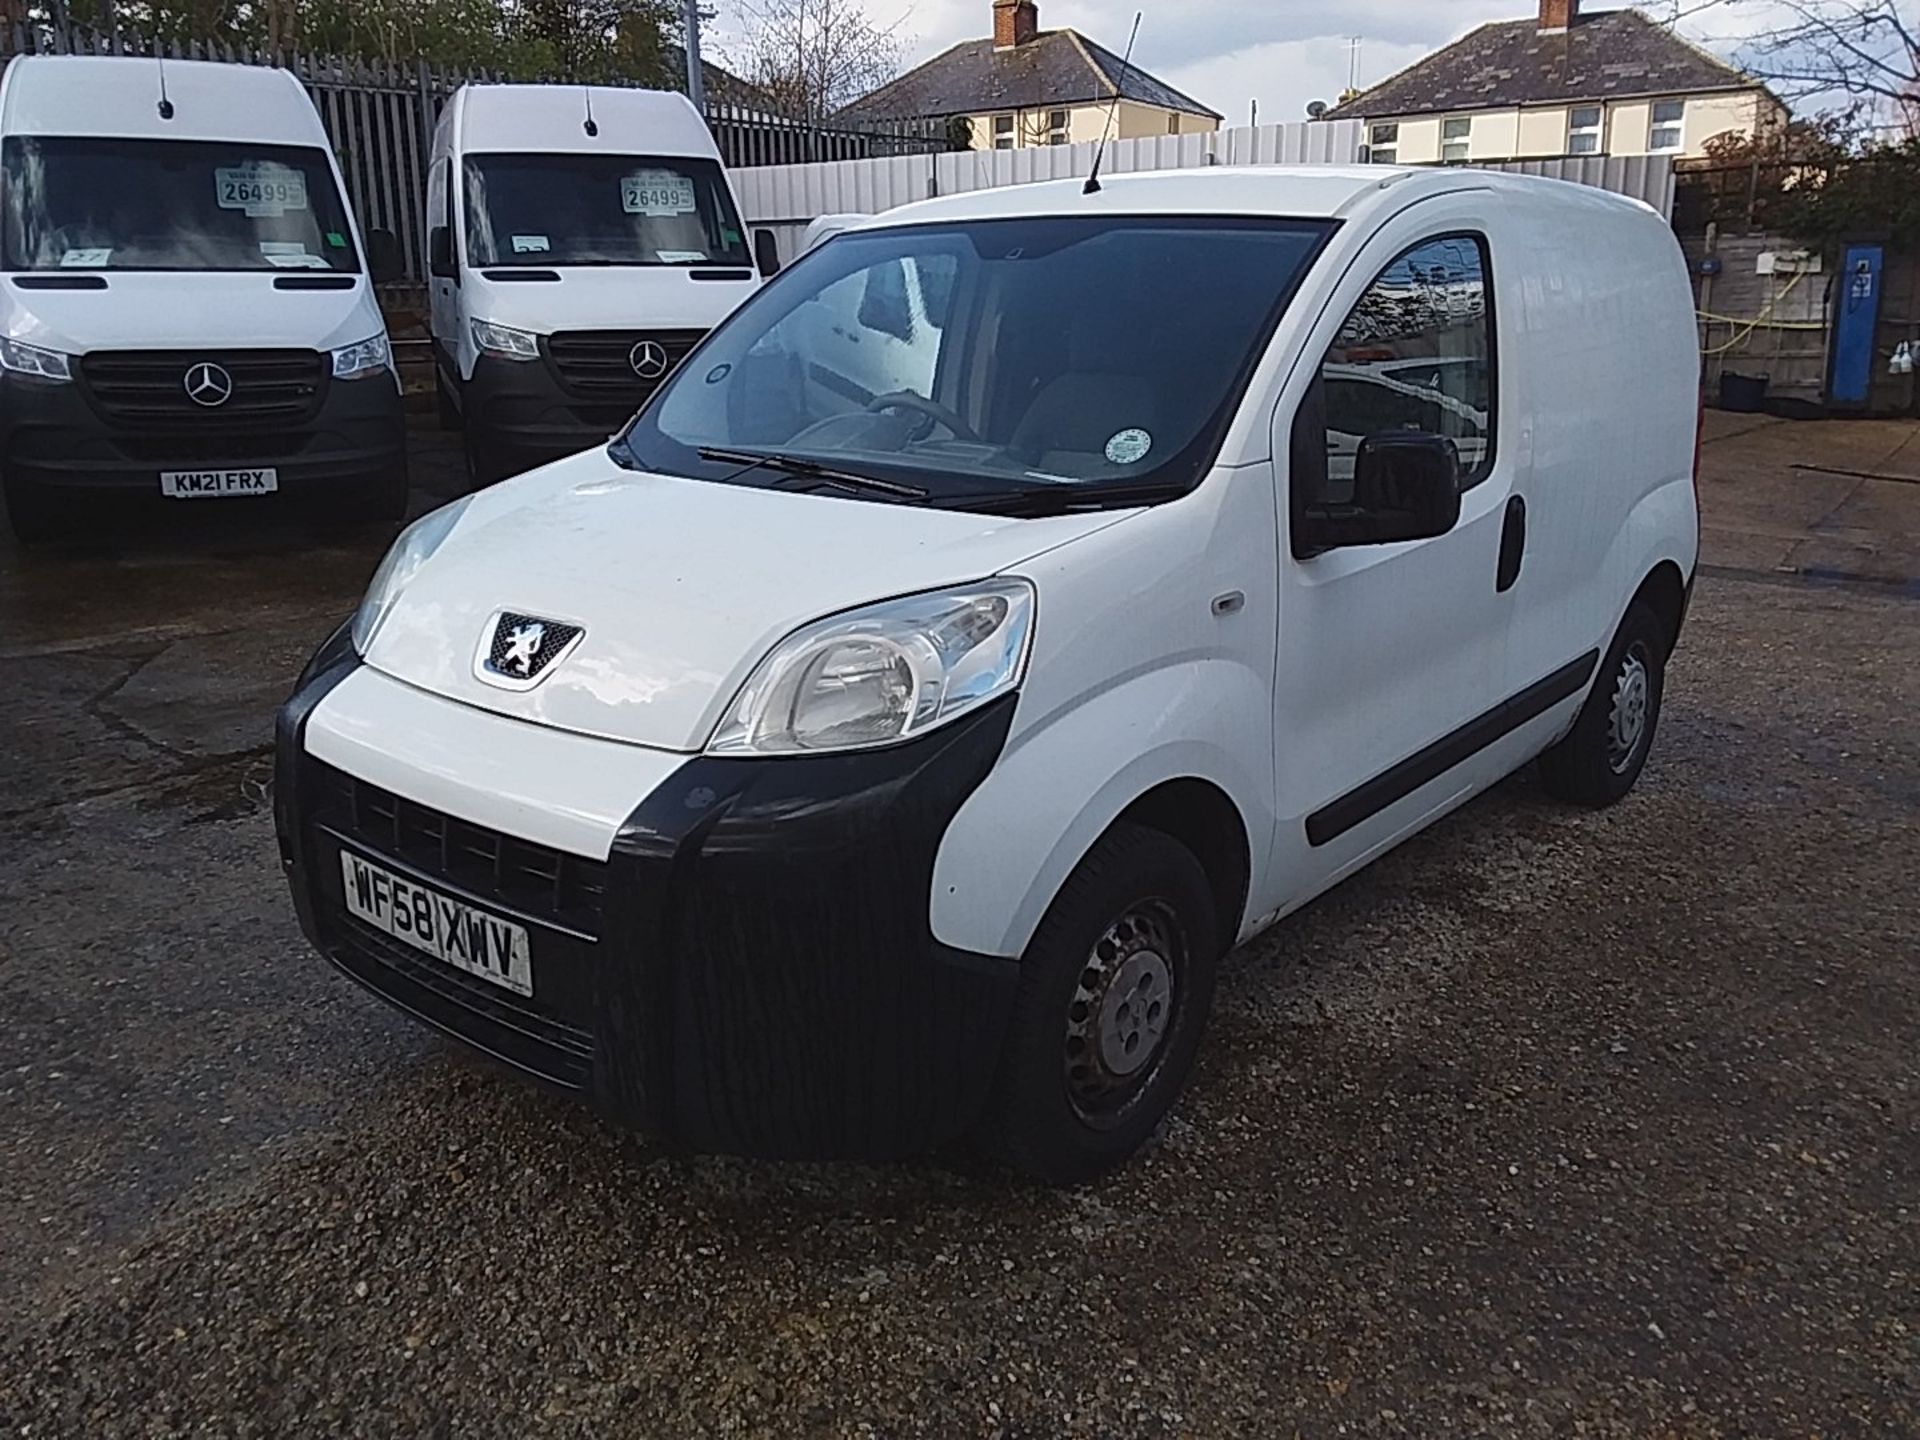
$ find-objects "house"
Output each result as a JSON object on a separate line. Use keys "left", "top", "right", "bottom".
{"left": 839, "top": 0, "right": 1220, "bottom": 150}
{"left": 1325, "top": 0, "right": 1787, "bottom": 165}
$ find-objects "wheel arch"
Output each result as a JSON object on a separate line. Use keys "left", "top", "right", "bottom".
{"left": 1111, "top": 779, "right": 1251, "bottom": 957}
{"left": 1630, "top": 559, "right": 1689, "bottom": 657}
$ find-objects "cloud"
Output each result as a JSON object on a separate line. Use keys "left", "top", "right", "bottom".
{"left": 1161, "top": 36, "right": 1435, "bottom": 125}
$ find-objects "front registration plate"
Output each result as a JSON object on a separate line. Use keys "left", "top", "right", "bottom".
{"left": 339, "top": 850, "right": 533, "bottom": 997}
{"left": 159, "top": 468, "right": 279, "bottom": 498}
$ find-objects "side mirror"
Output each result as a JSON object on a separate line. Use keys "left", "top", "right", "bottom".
{"left": 1299, "top": 431, "right": 1461, "bottom": 553}
{"left": 427, "top": 226, "right": 455, "bottom": 280}
{"left": 367, "top": 227, "right": 403, "bottom": 285}
{"left": 753, "top": 228, "right": 782, "bottom": 278}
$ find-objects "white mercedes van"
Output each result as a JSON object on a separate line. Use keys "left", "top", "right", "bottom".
{"left": 425, "top": 84, "right": 769, "bottom": 487}
{"left": 277, "top": 167, "right": 1700, "bottom": 1183}
{"left": 0, "top": 55, "right": 406, "bottom": 542}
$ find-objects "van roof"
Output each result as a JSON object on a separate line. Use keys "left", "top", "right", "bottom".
{"left": 847, "top": 164, "right": 1659, "bottom": 230}
{"left": 0, "top": 55, "right": 326, "bottom": 146}
{"left": 450, "top": 84, "right": 718, "bottom": 160}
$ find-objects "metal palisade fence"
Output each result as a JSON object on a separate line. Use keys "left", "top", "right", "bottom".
{"left": 0, "top": 16, "right": 947, "bottom": 288}
{"left": 734, "top": 124, "right": 1677, "bottom": 265}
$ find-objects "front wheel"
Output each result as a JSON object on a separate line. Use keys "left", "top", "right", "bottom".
{"left": 1539, "top": 599, "right": 1668, "bottom": 807}
{"left": 978, "top": 822, "right": 1219, "bottom": 1185}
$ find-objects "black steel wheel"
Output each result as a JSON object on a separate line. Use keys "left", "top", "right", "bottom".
{"left": 979, "top": 822, "right": 1219, "bottom": 1185}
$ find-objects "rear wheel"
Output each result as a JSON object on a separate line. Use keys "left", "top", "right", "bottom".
{"left": 1539, "top": 600, "right": 1668, "bottom": 807}
{"left": 979, "top": 822, "right": 1219, "bottom": 1185}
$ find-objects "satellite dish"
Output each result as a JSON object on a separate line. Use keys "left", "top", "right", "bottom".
{"left": 1306, "top": 99, "right": 1329, "bottom": 119}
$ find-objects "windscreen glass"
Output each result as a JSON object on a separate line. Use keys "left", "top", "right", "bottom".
{"left": 625, "top": 216, "right": 1333, "bottom": 509}
{"left": 462, "top": 153, "right": 750, "bottom": 267}
{"left": 2, "top": 137, "right": 359, "bottom": 273}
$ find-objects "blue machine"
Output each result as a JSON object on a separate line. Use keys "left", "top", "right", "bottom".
{"left": 1829, "top": 243, "right": 1884, "bottom": 408}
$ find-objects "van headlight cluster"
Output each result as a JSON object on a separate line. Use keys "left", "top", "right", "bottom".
{"left": 0, "top": 337, "right": 72, "bottom": 383}
{"left": 349, "top": 498, "right": 472, "bottom": 653}
{"left": 331, "top": 333, "right": 393, "bottom": 381}
{"left": 471, "top": 319, "right": 540, "bottom": 362}
{"left": 709, "top": 581, "right": 1035, "bottom": 755}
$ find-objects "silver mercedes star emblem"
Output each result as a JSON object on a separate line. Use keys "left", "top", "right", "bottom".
{"left": 629, "top": 340, "right": 670, "bottom": 380}
{"left": 183, "top": 361, "right": 233, "bottom": 408}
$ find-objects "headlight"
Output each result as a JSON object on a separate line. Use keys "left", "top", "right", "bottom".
{"left": 471, "top": 319, "right": 539, "bottom": 362}
{"left": 709, "top": 580, "right": 1034, "bottom": 755}
{"left": 0, "top": 336, "right": 72, "bottom": 382}
{"left": 349, "top": 498, "right": 472, "bottom": 654}
{"left": 331, "top": 332, "right": 392, "bottom": 381}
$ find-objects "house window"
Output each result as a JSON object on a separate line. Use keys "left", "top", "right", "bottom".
{"left": 1441, "top": 117, "right": 1472, "bottom": 164}
{"left": 992, "top": 114, "right": 1015, "bottom": 150}
{"left": 1047, "top": 109, "right": 1070, "bottom": 145}
{"left": 1649, "top": 99, "right": 1684, "bottom": 152}
{"left": 1368, "top": 122, "right": 1399, "bottom": 165}
{"left": 1167, "top": 113, "right": 1179, "bottom": 134}
{"left": 1568, "top": 105, "right": 1603, "bottom": 155}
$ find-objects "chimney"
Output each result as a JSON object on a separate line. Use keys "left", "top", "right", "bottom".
{"left": 993, "top": 0, "right": 1038, "bottom": 49}
{"left": 1539, "top": 0, "right": 1578, "bottom": 30}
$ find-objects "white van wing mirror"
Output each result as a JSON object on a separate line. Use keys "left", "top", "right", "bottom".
{"left": 428, "top": 226, "right": 456, "bottom": 281}
{"left": 753, "top": 229, "right": 782, "bottom": 278}
{"left": 1297, "top": 432, "right": 1461, "bottom": 555}
{"left": 367, "top": 228, "right": 404, "bottom": 285}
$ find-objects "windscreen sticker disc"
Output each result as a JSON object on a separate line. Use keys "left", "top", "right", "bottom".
{"left": 1105, "top": 428, "right": 1153, "bottom": 465}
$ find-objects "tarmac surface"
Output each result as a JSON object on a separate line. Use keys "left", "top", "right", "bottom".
{"left": 1, "top": 417, "right": 1917, "bottom": 1437}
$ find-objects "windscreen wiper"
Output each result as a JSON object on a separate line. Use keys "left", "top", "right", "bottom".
{"left": 945, "top": 480, "right": 1192, "bottom": 517}
{"left": 697, "top": 446, "right": 930, "bottom": 501}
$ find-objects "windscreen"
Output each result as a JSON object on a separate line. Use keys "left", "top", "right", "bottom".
{"left": 462, "top": 152, "right": 750, "bottom": 267}
{"left": 625, "top": 215, "right": 1333, "bottom": 509}
{"left": 2, "top": 137, "right": 359, "bottom": 273}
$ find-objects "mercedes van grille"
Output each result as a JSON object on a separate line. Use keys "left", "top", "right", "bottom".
{"left": 80, "top": 349, "right": 325, "bottom": 426}
{"left": 544, "top": 329, "right": 706, "bottom": 400}
{"left": 309, "top": 761, "right": 608, "bottom": 938}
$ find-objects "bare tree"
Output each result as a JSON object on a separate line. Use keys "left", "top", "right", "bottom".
{"left": 1679, "top": 0, "right": 1917, "bottom": 123}
{"left": 726, "top": 0, "right": 903, "bottom": 119}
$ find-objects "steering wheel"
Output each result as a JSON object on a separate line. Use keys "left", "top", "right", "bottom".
{"left": 866, "top": 391, "right": 981, "bottom": 443}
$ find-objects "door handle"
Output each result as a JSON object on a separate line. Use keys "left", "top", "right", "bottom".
{"left": 1496, "top": 494, "right": 1526, "bottom": 593}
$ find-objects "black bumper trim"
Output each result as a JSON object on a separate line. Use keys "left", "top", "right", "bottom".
{"left": 276, "top": 629, "right": 1023, "bottom": 1162}
{"left": 0, "top": 368, "right": 405, "bottom": 502}
{"left": 463, "top": 354, "right": 637, "bottom": 484}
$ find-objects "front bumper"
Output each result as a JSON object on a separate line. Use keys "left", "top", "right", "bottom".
{"left": 0, "top": 370, "right": 405, "bottom": 506}
{"left": 275, "top": 645, "right": 1022, "bottom": 1161}
{"left": 463, "top": 354, "right": 646, "bottom": 485}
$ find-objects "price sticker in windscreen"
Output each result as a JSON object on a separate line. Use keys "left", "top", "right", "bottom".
{"left": 214, "top": 163, "right": 309, "bottom": 218}
{"left": 621, "top": 170, "right": 697, "bottom": 216}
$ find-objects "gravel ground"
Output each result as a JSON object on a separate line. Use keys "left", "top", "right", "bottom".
{"left": 2, "top": 434, "right": 1918, "bottom": 1436}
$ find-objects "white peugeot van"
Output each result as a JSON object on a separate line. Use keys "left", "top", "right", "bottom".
{"left": 425, "top": 84, "right": 770, "bottom": 487}
{"left": 0, "top": 55, "right": 406, "bottom": 542}
{"left": 277, "top": 167, "right": 1700, "bottom": 1183}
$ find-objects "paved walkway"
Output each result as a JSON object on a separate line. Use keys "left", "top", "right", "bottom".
{"left": 1698, "top": 411, "right": 1920, "bottom": 587}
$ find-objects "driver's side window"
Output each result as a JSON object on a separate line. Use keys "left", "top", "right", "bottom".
{"left": 1292, "top": 233, "right": 1495, "bottom": 514}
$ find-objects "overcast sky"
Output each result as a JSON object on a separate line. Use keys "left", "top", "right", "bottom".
{"left": 785, "top": 0, "right": 1823, "bottom": 125}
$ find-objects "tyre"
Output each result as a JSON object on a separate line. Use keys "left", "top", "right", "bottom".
{"left": 435, "top": 367, "right": 461, "bottom": 432}
{"left": 3, "top": 481, "right": 70, "bottom": 545}
{"left": 979, "top": 822, "right": 1219, "bottom": 1185}
{"left": 1539, "top": 599, "right": 1668, "bottom": 807}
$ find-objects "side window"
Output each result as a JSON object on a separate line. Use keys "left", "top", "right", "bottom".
{"left": 1303, "top": 233, "right": 1495, "bottom": 507}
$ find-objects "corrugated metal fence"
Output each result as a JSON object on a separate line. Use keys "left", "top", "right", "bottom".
{"left": 735, "top": 127, "right": 1677, "bottom": 264}
{"left": 1, "top": 17, "right": 946, "bottom": 289}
